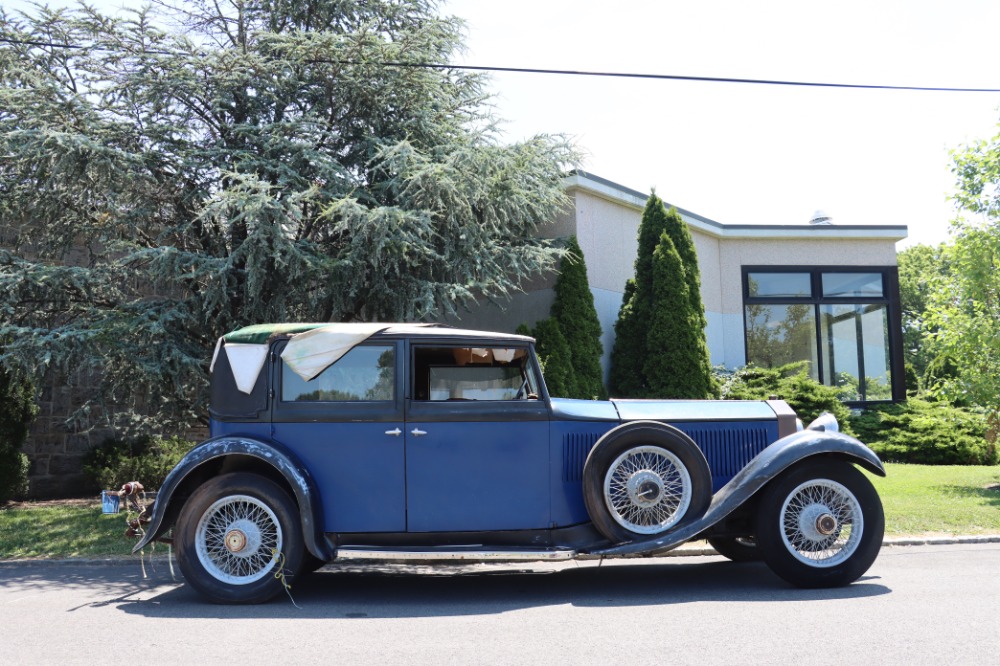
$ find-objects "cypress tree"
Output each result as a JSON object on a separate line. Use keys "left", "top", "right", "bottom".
{"left": 610, "top": 191, "right": 669, "bottom": 396}
{"left": 610, "top": 190, "right": 715, "bottom": 398}
{"left": 663, "top": 205, "right": 707, "bottom": 330}
{"left": 551, "top": 237, "right": 606, "bottom": 399}
{"left": 532, "top": 318, "right": 575, "bottom": 398}
{"left": 643, "top": 233, "right": 716, "bottom": 398}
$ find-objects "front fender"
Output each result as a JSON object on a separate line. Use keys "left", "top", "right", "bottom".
{"left": 131, "top": 436, "right": 333, "bottom": 561}
{"left": 590, "top": 428, "right": 885, "bottom": 557}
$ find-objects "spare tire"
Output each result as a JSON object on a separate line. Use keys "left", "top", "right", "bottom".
{"left": 583, "top": 421, "right": 712, "bottom": 543}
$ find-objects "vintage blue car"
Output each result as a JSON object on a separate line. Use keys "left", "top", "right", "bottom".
{"left": 134, "top": 323, "right": 886, "bottom": 603}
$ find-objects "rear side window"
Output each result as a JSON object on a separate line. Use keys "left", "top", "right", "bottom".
{"left": 282, "top": 344, "right": 395, "bottom": 402}
{"left": 412, "top": 346, "right": 539, "bottom": 401}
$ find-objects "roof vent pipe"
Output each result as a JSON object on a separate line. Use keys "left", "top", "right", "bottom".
{"left": 809, "top": 209, "right": 833, "bottom": 225}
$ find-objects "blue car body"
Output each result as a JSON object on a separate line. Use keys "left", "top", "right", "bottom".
{"left": 135, "top": 323, "right": 886, "bottom": 601}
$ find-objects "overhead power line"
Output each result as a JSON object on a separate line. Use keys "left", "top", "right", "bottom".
{"left": 3, "top": 36, "right": 1000, "bottom": 93}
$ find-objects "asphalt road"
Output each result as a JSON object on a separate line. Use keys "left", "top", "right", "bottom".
{"left": 1, "top": 543, "right": 998, "bottom": 665}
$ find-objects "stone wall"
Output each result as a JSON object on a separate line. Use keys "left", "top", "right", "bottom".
{"left": 23, "top": 375, "right": 114, "bottom": 498}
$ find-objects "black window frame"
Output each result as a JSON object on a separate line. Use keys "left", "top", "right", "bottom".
{"left": 742, "top": 265, "right": 905, "bottom": 405}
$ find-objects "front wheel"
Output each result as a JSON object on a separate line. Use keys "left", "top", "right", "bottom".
{"left": 757, "top": 460, "right": 884, "bottom": 588}
{"left": 176, "top": 473, "right": 304, "bottom": 604}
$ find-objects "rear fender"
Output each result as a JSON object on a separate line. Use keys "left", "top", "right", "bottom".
{"left": 131, "top": 436, "right": 332, "bottom": 561}
{"left": 591, "top": 429, "right": 885, "bottom": 557}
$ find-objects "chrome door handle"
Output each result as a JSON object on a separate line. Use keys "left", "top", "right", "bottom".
{"left": 410, "top": 428, "right": 427, "bottom": 437}
{"left": 385, "top": 428, "right": 402, "bottom": 436}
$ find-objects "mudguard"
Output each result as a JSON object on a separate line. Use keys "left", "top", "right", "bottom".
{"left": 590, "top": 428, "right": 885, "bottom": 558}
{"left": 131, "top": 436, "right": 333, "bottom": 561}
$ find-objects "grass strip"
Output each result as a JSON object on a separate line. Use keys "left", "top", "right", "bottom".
{"left": 1, "top": 463, "right": 999, "bottom": 559}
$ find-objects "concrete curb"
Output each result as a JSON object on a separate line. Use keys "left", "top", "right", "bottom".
{"left": 2, "top": 535, "right": 998, "bottom": 567}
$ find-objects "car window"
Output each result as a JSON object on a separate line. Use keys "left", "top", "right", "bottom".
{"left": 413, "top": 346, "right": 539, "bottom": 401}
{"left": 282, "top": 344, "right": 395, "bottom": 402}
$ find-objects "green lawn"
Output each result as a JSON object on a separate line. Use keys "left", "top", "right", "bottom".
{"left": 0, "top": 501, "right": 153, "bottom": 560}
{"left": 1, "top": 463, "right": 999, "bottom": 559}
{"left": 868, "top": 463, "right": 1000, "bottom": 535}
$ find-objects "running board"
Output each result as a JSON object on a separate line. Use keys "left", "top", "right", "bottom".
{"left": 335, "top": 546, "right": 579, "bottom": 562}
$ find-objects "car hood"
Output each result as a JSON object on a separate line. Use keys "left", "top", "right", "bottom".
{"left": 612, "top": 399, "right": 780, "bottom": 423}
{"left": 549, "top": 397, "right": 780, "bottom": 423}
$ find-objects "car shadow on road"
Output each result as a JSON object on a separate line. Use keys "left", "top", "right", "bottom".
{"left": 99, "top": 555, "right": 890, "bottom": 619}
{"left": 1, "top": 556, "right": 889, "bottom": 619}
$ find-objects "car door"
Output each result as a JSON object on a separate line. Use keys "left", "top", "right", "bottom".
{"left": 271, "top": 340, "right": 406, "bottom": 533}
{"left": 404, "top": 341, "right": 551, "bottom": 532}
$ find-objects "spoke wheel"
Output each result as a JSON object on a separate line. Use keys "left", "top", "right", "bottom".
{"left": 604, "top": 446, "right": 692, "bottom": 534}
{"left": 176, "top": 473, "right": 304, "bottom": 604}
{"left": 778, "top": 479, "right": 861, "bottom": 567}
{"left": 195, "top": 495, "right": 282, "bottom": 585}
{"left": 583, "top": 421, "right": 711, "bottom": 543}
{"left": 757, "top": 460, "right": 884, "bottom": 588}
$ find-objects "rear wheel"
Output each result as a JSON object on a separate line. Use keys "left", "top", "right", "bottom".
{"left": 707, "top": 536, "right": 760, "bottom": 562}
{"left": 757, "top": 460, "right": 883, "bottom": 588}
{"left": 176, "top": 473, "right": 304, "bottom": 604}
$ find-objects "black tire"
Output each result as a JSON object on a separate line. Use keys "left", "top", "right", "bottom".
{"left": 707, "top": 536, "right": 760, "bottom": 562}
{"left": 583, "top": 421, "right": 712, "bottom": 543}
{"left": 757, "top": 459, "right": 884, "bottom": 588}
{"left": 175, "top": 472, "right": 304, "bottom": 604}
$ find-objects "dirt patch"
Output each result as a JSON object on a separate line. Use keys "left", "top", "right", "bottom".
{"left": 986, "top": 484, "right": 1000, "bottom": 493}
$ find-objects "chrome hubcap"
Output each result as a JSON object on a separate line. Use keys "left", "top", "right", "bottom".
{"left": 195, "top": 496, "right": 281, "bottom": 585}
{"left": 604, "top": 446, "right": 692, "bottom": 535}
{"left": 780, "top": 479, "right": 863, "bottom": 567}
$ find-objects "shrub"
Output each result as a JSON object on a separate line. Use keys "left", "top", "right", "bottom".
{"left": 83, "top": 435, "right": 196, "bottom": 492}
{"left": 849, "top": 398, "right": 997, "bottom": 465}
{"left": 719, "top": 363, "right": 853, "bottom": 434}
{"left": 0, "top": 368, "right": 38, "bottom": 504}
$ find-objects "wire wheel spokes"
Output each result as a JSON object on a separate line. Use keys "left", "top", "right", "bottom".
{"left": 195, "top": 495, "right": 282, "bottom": 585}
{"left": 779, "top": 479, "right": 863, "bottom": 567}
{"left": 604, "top": 446, "right": 693, "bottom": 534}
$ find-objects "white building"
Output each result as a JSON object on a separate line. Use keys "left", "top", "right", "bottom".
{"left": 452, "top": 172, "right": 908, "bottom": 405}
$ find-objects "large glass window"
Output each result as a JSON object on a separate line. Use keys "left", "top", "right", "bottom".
{"left": 743, "top": 267, "right": 901, "bottom": 404}
{"left": 745, "top": 303, "right": 819, "bottom": 379}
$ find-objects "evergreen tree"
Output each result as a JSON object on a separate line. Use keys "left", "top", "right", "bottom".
{"left": 551, "top": 236, "right": 606, "bottom": 399}
{"left": 0, "top": 0, "right": 579, "bottom": 431}
{"left": 610, "top": 191, "right": 669, "bottom": 396}
{"left": 0, "top": 367, "right": 37, "bottom": 503}
{"left": 643, "top": 233, "right": 715, "bottom": 398}
{"left": 532, "top": 318, "right": 575, "bottom": 397}
{"left": 663, "top": 205, "right": 707, "bottom": 330}
{"left": 610, "top": 190, "right": 715, "bottom": 398}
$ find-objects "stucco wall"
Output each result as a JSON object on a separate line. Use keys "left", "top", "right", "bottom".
{"left": 452, "top": 177, "right": 905, "bottom": 383}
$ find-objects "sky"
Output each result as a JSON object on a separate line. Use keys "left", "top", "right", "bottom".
{"left": 443, "top": 0, "right": 1000, "bottom": 248}
{"left": 7, "top": 0, "right": 1000, "bottom": 248}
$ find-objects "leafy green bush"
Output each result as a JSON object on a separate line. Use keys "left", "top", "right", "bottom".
{"left": 83, "top": 436, "right": 196, "bottom": 492}
{"left": 849, "top": 398, "right": 997, "bottom": 465}
{"left": 719, "top": 363, "right": 853, "bottom": 434}
{"left": 0, "top": 368, "right": 38, "bottom": 504}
